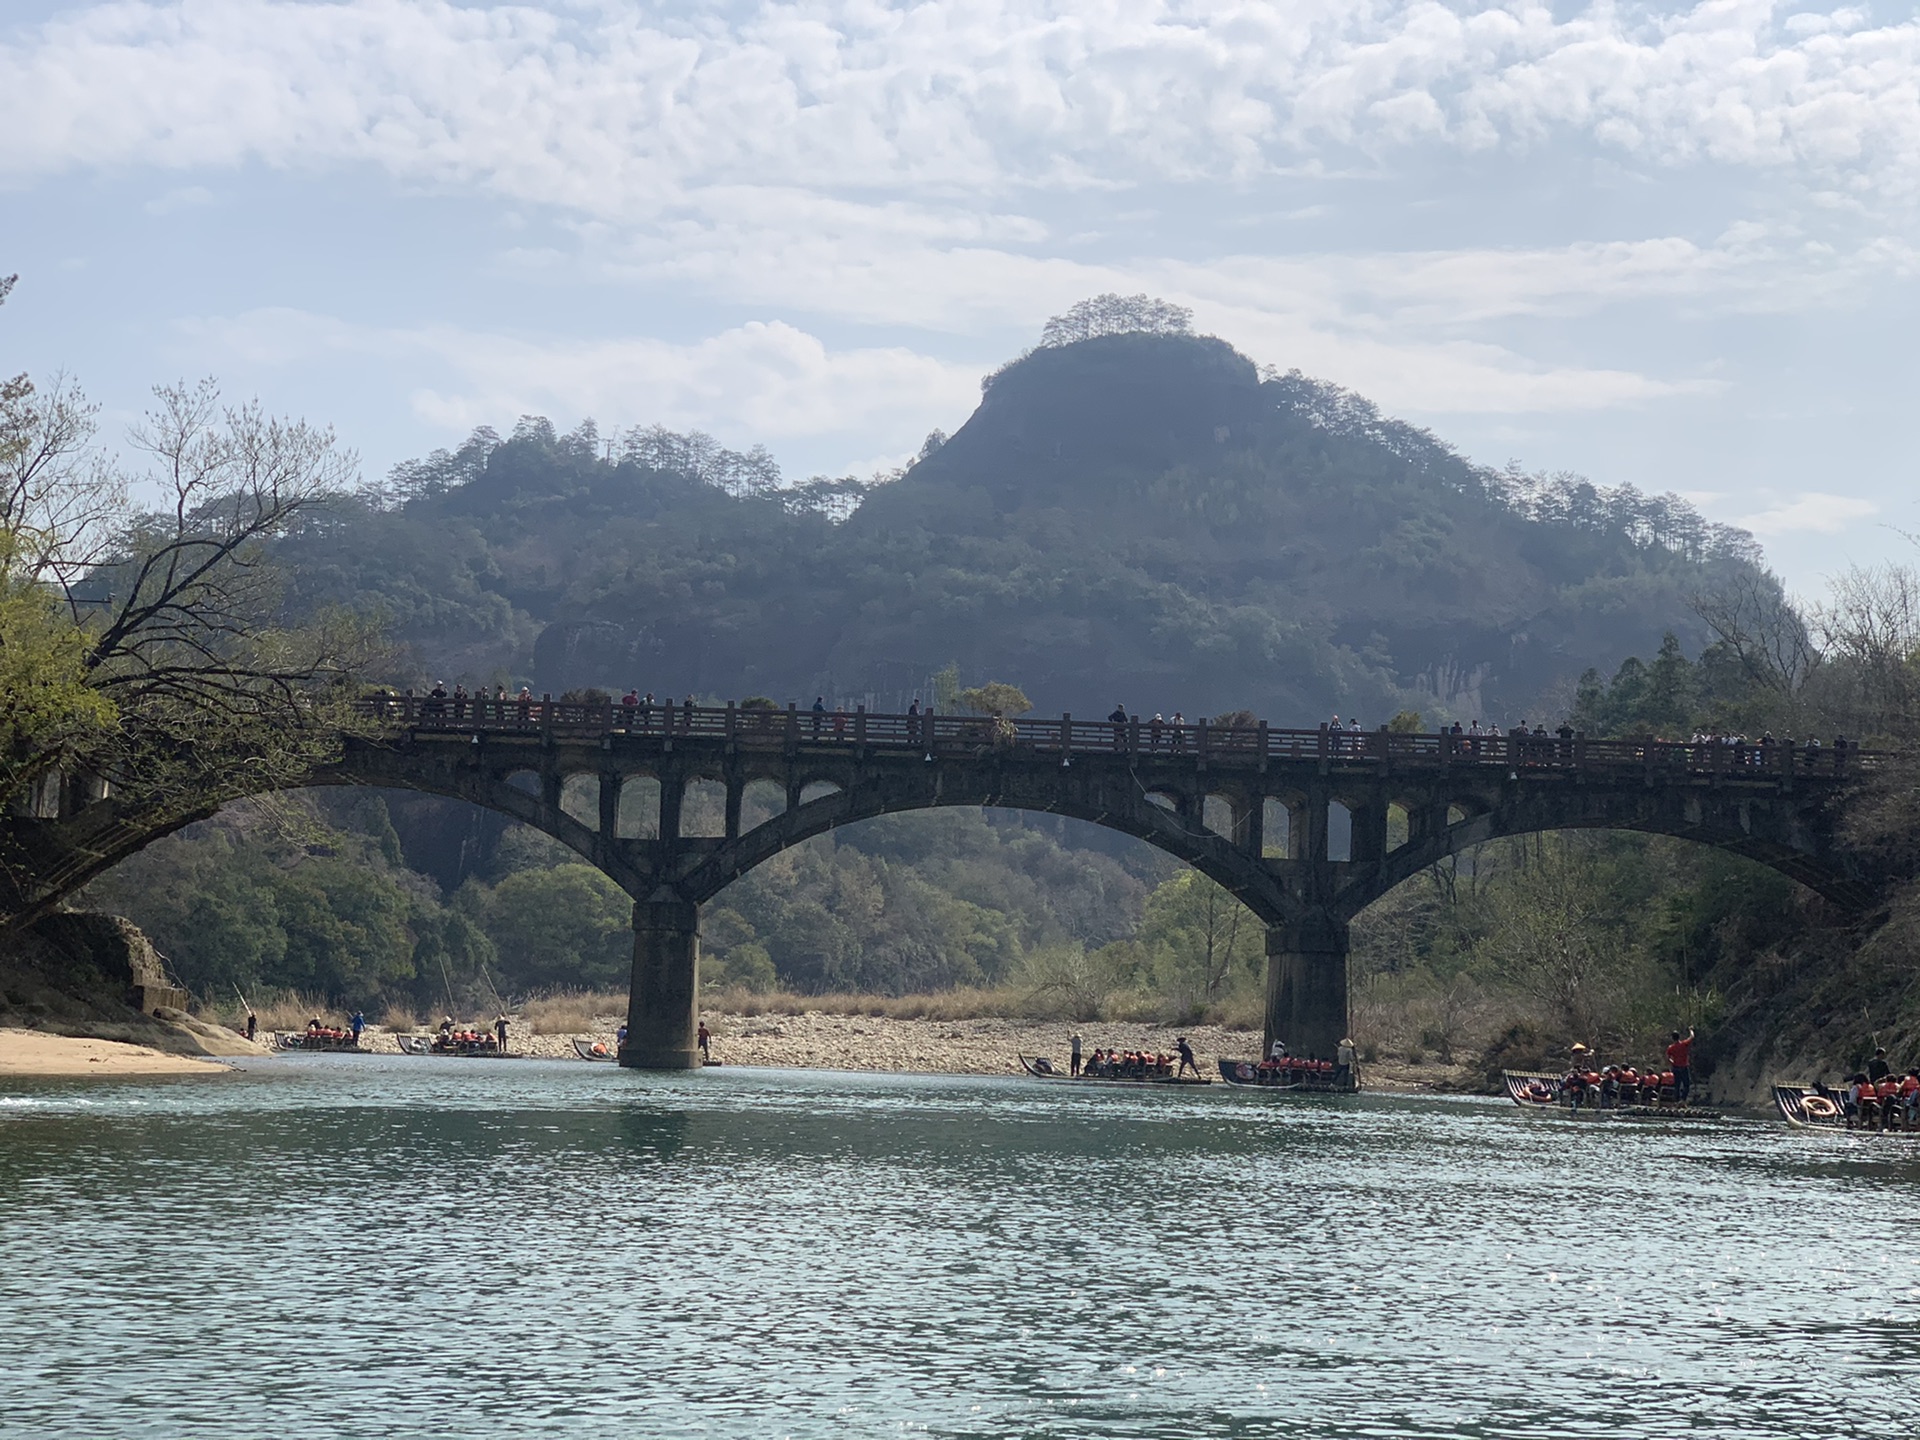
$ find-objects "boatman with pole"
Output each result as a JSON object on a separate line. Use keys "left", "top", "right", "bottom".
{"left": 1666, "top": 1027, "right": 1696, "bottom": 1101}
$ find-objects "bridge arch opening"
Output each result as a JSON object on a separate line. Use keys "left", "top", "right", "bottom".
{"left": 560, "top": 774, "right": 600, "bottom": 829}
{"left": 798, "top": 780, "right": 841, "bottom": 805}
{"left": 1203, "top": 793, "right": 1235, "bottom": 840}
{"left": 505, "top": 769, "right": 541, "bottom": 798}
{"left": 1263, "top": 798, "right": 1292, "bottom": 859}
{"left": 740, "top": 779, "right": 786, "bottom": 830}
{"left": 681, "top": 778, "right": 727, "bottom": 838}
{"left": 1386, "top": 802, "right": 1410, "bottom": 851}
{"left": 617, "top": 776, "right": 660, "bottom": 839}
{"left": 1327, "top": 802, "right": 1353, "bottom": 863}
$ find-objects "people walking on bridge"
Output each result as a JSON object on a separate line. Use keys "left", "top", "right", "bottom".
{"left": 697, "top": 1021, "right": 711, "bottom": 1061}
{"left": 813, "top": 697, "right": 826, "bottom": 737}
{"left": 427, "top": 681, "right": 448, "bottom": 719}
{"left": 1665, "top": 1028, "right": 1695, "bottom": 1100}
{"left": 1109, "top": 702, "right": 1128, "bottom": 749}
{"left": 621, "top": 690, "right": 639, "bottom": 727}
{"left": 517, "top": 685, "right": 533, "bottom": 723}
{"left": 1170, "top": 712, "right": 1185, "bottom": 751}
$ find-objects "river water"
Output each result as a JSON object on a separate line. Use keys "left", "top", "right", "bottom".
{"left": 3, "top": 1057, "right": 1918, "bottom": 1439}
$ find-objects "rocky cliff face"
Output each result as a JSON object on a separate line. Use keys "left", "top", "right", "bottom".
{"left": 0, "top": 912, "right": 265, "bottom": 1057}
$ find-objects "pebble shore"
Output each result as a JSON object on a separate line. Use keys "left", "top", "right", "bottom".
{"left": 369, "top": 1012, "right": 1454, "bottom": 1089}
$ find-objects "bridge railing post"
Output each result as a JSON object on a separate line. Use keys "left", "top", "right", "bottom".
{"left": 1196, "top": 717, "right": 1208, "bottom": 763}
{"left": 1257, "top": 719, "right": 1269, "bottom": 773}
{"left": 1061, "top": 712, "right": 1072, "bottom": 764}
{"left": 855, "top": 704, "right": 867, "bottom": 753}
{"left": 1128, "top": 716, "right": 1140, "bottom": 762}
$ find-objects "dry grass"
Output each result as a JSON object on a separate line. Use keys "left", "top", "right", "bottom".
{"left": 213, "top": 989, "right": 338, "bottom": 1032}
{"left": 701, "top": 985, "right": 1037, "bottom": 1021}
{"left": 522, "top": 991, "right": 626, "bottom": 1035}
{"left": 378, "top": 1002, "right": 422, "bottom": 1033}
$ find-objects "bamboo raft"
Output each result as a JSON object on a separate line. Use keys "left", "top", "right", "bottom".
{"left": 1503, "top": 1069, "right": 1722, "bottom": 1121}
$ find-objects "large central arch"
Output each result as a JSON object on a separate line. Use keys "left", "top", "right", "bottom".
{"left": 20, "top": 701, "right": 1875, "bottom": 1070}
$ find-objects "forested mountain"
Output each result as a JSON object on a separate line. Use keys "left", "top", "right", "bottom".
{"left": 280, "top": 329, "right": 1759, "bottom": 725}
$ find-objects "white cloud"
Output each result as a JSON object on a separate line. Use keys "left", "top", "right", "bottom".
{"left": 4, "top": 0, "right": 1920, "bottom": 213}
{"left": 1734, "top": 491, "right": 1880, "bottom": 537}
{"left": 183, "top": 307, "right": 981, "bottom": 453}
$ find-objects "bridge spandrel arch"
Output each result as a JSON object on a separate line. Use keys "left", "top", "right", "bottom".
{"left": 673, "top": 768, "right": 1297, "bottom": 929}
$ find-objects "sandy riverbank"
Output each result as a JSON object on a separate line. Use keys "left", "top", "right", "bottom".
{"left": 0, "top": 1027, "right": 235, "bottom": 1078}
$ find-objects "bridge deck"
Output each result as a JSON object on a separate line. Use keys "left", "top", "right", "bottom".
{"left": 356, "top": 697, "right": 1865, "bottom": 782}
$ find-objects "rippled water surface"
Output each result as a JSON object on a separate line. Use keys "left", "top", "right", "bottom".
{"left": 4, "top": 1057, "right": 1920, "bottom": 1438}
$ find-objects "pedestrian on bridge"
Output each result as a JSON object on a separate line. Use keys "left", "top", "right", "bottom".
{"left": 813, "top": 697, "right": 826, "bottom": 737}
{"left": 1109, "top": 702, "right": 1128, "bottom": 750}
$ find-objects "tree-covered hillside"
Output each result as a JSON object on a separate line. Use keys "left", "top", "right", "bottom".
{"left": 280, "top": 327, "right": 1759, "bottom": 726}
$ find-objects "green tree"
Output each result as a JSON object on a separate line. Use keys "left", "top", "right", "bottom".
{"left": 463, "top": 864, "right": 632, "bottom": 991}
{"left": 956, "top": 680, "right": 1031, "bottom": 716}
{"left": 1136, "top": 870, "right": 1262, "bottom": 1011}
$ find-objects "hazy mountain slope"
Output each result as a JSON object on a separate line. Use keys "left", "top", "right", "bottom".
{"left": 281, "top": 332, "right": 1758, "bottom": 725}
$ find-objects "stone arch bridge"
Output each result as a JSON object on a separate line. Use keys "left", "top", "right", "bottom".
{"left": 10, "top": 697, "right": 1877, "bottom": 1069}
{"left": 329, "top": 698, "right": 1873, "bottom": 1068}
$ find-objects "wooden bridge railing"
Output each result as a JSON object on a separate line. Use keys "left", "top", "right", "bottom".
{"left": 351, "top": 696, "right": 1871, "bottom": 780}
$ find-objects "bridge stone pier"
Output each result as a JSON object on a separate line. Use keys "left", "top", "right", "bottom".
{"left": 6, "top": 696, "right": 1877, "bottom": 1072}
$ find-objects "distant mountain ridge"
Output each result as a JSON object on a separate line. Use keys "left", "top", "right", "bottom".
{"left": 281, "top": 330, "right": 1761, "bottom": 725}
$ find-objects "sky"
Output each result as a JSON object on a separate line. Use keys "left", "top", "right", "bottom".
{"left": 2, "top": 0, "right": 1916, "bottom": 597}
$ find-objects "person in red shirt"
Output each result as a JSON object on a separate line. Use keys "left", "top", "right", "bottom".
{"left": 1666, "top": 1028, "right": 1696, "bottom": 1101}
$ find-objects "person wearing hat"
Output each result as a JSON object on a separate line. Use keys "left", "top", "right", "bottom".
{"left": 1336, "top": 1036, "right": 1357, "bottom": 1082}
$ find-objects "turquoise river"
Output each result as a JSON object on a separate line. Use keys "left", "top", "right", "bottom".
{"left": 3, "top": 1056, "right": 1918, "bottom": 1438}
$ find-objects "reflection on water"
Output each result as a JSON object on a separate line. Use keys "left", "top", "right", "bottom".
{"left": 4, "top": 1057, "right": 1920, "bottom": 1438}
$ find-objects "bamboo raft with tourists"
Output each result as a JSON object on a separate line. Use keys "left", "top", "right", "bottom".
{"left": 1019, "top": 1043, "right": 1211, "bottom": 1086}
{"left": 397, "top": 1017, "right": 520, "bottom": 1059}
{"left": 275, "top": 1028, "right": 361, "bottom": 1053}
{"left": 1774, "top": 1058, "right": 1920, "bottom": 1133}
{"left": 1217, "top": 1057, "right": 1355, "bottom": 1092}
{"left": 1503, "top": 1069, "right": 1721, "bottom": 1120}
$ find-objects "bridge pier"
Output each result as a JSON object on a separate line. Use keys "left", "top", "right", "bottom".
{"left": 1264, "top": 910, "right": 1350, "bottom": 1064}
{"left": 620, "top": 896, "right": 702, "bottom": 1070}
